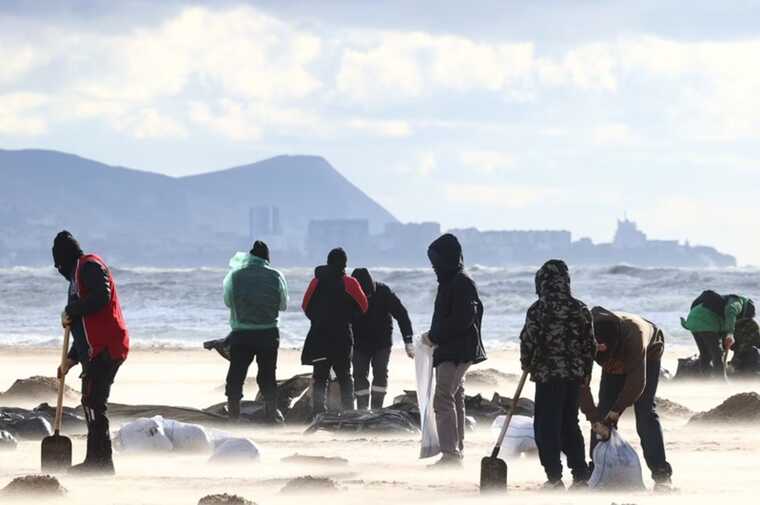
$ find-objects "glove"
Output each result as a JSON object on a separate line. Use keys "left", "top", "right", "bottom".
{"left": 592, "top": 421, "right": 611, "bottom": 441}
{"left": 405, "top": 343, "right": 415, "bottom": 359}
{"left": 603, "top": 410, "right": 620, "bottom": 429}
{"left": 724, "top": 334, "right": 735, "bottom": 351}
{"left": 421, "top": 331, "right": 433, "bottom": 347}
{"left": 61, "top": 310, "right": 72, "bottom": 328}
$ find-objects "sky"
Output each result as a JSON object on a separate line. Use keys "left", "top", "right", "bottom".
{"left": 1, "top": 0, "right": 759, "bottom": 264}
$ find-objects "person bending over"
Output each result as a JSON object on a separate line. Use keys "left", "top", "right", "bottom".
{"left": 580, "top": 308, "right": 673, "bottom": 491}
{"left": 520, "top": 259, "right": 595, "bottom": 490}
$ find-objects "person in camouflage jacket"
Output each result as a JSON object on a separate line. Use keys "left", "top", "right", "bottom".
{"left": 519, "top": 259, "right": 596, "bottom": 489}
{"left": 730, "top": 318, "right": 760, "bottom": 374}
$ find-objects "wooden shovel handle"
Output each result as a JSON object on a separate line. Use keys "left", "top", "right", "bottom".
{"left": 491, "top": 370, "right": 528, "bottom": 458}
{"left": 54, "top": 327, "right": 71, "bottom": 434}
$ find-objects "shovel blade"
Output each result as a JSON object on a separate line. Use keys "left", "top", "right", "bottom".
{"left": 41, "top": 433, "right": 72, "bottom": 472}
{"left": 480, "top": 456, "right": 508, "bottom": 493}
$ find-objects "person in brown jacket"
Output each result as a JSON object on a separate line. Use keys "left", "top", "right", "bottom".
{"left": 580, "top": 307, "right": 673, "bottom": 490}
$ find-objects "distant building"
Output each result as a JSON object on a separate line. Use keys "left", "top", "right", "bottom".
{"left": 613, "top": 218, "right": 647, "bottom": 249}
{"left": 307, "top": 219, "right": 370, "bottom": 259}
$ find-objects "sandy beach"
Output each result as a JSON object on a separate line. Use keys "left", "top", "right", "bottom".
{"left": 1, "top": 346, "right": 758, "bottom": 505}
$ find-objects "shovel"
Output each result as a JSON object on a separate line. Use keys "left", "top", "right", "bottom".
{"left": 480, "top": 370, "right": 528, "bottom": 493}
{"left": 41, "top": 327, "right": 73, "bottom": 472}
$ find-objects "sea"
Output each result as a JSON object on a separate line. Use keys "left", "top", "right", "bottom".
{"left": 1, "top": 264, "right": 757, "bottom": 355}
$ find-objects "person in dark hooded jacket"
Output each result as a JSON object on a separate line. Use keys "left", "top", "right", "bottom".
{"left": 52, "top": 230, "right": 129, "bottom": 475}
{"left": 302, "top": 248, "right": 368, "bottom": 416}
{"left": 423, "top": 234, "right": 486, "bottom": 466}
{"left": 520, "top": 259, "right": 595, "bottom": 489}
{"left": 350, "top": 268, "right": 414, "bottom": 410}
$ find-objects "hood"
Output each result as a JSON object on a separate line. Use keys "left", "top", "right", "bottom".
{"left": 52, "top": 230, "right": 83, "bottom": 281}
{"left": 315, "top": 264, "right": 343, "bottom": 280}
{"left": 427, "top": 234, "right": 463, "bottom": 282}
{"left": 228, "top": 251, "right": 268, "bottom": 271}
{"left": 535, "top": 259, "right": 571, "bottom": 298}
{"left": 351, "top": 268, "right": 375, "bottom": 297}
{"left": 591, "top": 306, "right": 621, "bottom": 365}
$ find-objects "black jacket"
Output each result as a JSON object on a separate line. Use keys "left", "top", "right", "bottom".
{"left": 301, "top": 264, "right": 368, "bottom": 365}
{"left": 351, "top": 268, "right": 414, "bottom": 352}
{"left": 427, "top": 234, "right": 487, "bottom": 367}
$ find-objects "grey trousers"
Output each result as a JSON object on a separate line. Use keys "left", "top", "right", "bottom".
{"left": 434, "top": 361, "right": 471, "bottom": 456}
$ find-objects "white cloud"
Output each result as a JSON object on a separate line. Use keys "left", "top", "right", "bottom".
{"left": 347, "top": 118, "right": 412, "bottom": 137}
{"left": 592, "top": 122, "right": 637, "bottom": 146}
{"left": 0, "top": 92, "right": 49, "bottom": 136}
{"left": 459, "top": 150, "right": 514, "bottom": 173}
{"left": 0, "top": 45, "right": 45, "bottom": 84}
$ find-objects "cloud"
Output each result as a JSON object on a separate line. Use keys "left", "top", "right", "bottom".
{"left": 459, "top": 150, "right": 514, "bottom": 173}
{"left": 0, "top": 92, "right": 49, "bottom": 136}
{"left": 347, "top": 118, "right": 412, "bottom": 137}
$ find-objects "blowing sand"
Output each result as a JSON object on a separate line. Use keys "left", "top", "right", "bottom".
{"left": 0, "top": 346, "right": 758, "bottom": 505}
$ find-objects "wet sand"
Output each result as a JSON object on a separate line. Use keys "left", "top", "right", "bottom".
{"left": 1, "top": 346, "right": 758, "bottom": 505}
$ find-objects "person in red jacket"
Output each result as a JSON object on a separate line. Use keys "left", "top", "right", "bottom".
{"left": 53, "top": 231, "right": 129, "bottom": 474}
{"left": 301, "top": 248, "right": 368, "bottom": 416}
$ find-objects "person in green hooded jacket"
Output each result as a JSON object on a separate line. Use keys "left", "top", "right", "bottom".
{"left": 223, "top": 240, "right": 289, "bottom": 422}
{"left": 681, "top": 291, "right": 755, "bottom": 377}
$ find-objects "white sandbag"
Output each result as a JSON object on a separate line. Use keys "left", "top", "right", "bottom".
{"left": 163, "top": 419, "right": 212, "bottom": 453}
{"left": 589, "top": 430, "right": 645, "bottom": 490}
{"left": 209, "top": 437, "right": 260, "bottom": 462}
{"left": 415, "top": 338, "right": 439, "bottom": 459}
{"left": 490, "top": 415, "right": 536, "bottom": 457}
{"left": 114, "top": 416, "right": 173, "bottom": 453}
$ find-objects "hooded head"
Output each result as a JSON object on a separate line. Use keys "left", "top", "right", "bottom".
{"left": 591, "top": 306, "right": 621, "bottom": 365}
{"left": 250, "top": 240, "right": 270, "bottom": 262}
{"left": 427, "top": 234, "right": 464, "bottom": 283}
{"left": 351, "top": 268, "right": 375, "bottom": 297}
{"left": 327, "top": 247, "right": 348, "bottom": 272}
{"left": 534, "top": 259, "right": 571, "bottom": 298}
{"left": 742, "top": 299, "right": 756, "bottom": 320}
{"left": 52, "top": 230, "right": 83, "bottom": 281}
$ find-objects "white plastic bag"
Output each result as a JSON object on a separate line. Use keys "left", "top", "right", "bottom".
{"left": 163, "top": 419, "right": 212, "bottom": 453}
{"left": 490, "top": 415, "right": 536, "bottom": 457}
{"left": 209, "top": 437, "right": 260, "bottom": 462}
{"left": 589, "top": 430, "right": 645, "bottom": 490}
{"left": 114, "top": 416, "right": 173, "bottom": 453}
{"left": 415, "top": 338, "right": 439, "bottom": 459}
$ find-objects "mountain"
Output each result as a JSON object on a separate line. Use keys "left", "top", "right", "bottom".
{"left": 0, "top": 149, "right": 397, "bottom": 266}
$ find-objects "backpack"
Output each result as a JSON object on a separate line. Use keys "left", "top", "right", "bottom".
{"left": 691, "top": 290, "right": 727, "bottom": 317}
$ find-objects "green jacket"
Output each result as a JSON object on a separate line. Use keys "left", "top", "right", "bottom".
{"left": 223, "top": 253, "right": 288, "bottom": 331}
{"left": 681, "top": 295, "right": 750, "bottom": 334}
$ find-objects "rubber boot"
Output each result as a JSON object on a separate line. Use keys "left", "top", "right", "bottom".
{"left": 356, "top": 394, "right": 370, "bottom": 410}
{"left": 340, "top": 383, "right": 355, "bottom": 412}
{"left": 370, "top": 392, "right": 386, "bottom": 410}
{"left": 311, "top": 382, "right": 327, "bottom": 419}
{"left": 265, "top": 400, "right": 285, "bottom": 425}
{"left": 227, "top": 398, "right": 241, "bottom": 420}
{"left": 70, "top": 416, "right": 115, "bottom": 475}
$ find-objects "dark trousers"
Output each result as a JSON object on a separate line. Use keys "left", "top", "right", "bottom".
{"left": 225, "top": 329, "right": 279, "bottom": 403}
{"left": 313, "top": 353, "right": 354, "bottom": 414}
{"left": 353, "top": 346, "right": 391, "bottom": 408}
{"left": 590, "top": 360, "right": 672, "bottom": 481}
{"left": 693, "top": 331, "right": 724, "bottom": 376}
{"left": 81, "top": 351, "right": 122, "bottom": 463}
{"left": 534, "top": 380, "right": 589, "bottom": 482}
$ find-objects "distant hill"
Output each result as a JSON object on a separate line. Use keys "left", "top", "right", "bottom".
{"left": 0, "top": 149, "right": 397, "bottom": 266}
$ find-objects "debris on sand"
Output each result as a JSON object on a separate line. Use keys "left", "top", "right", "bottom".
{"left": 282, "top": 453, "right": 349, "bottom": 466}
{"left": 0, "top": 376, "right": 79, "bottom": 402}
{"left": 198, "top": 493, "right": 254, "bottom": 505}
{"left": 280, "top": 476, "right": 339, "bottom": 494}
{"left": 465, "top": 368, "right": 519, "bottom": 387}
{"left": 655, "top": 397, "right": 693, "bottom": 417}
{"left": 0, "top": 429, "right": 18, "bottom": 450}
{"left": 305, "top": 410, "right": 418, "bottom": 434}
{"left": 2, "top": 474, "right": 66, "bottom": 496}
{"left": 689, "top": 392, "right": 760, "bottom": 424}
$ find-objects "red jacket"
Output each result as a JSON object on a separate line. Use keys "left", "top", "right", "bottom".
{"left": 75, "top": 254, "right": 130, "bottom": 361}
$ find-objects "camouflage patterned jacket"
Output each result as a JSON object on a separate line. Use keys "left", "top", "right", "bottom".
{"left": 520, "top": 260, "right": 596, "bottom": 383}
{"left": 735, "top": 318, "right": 760, "bottom": 353}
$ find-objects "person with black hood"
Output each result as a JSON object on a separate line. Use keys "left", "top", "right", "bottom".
{"left": 52, "top": 231, "right": 129, "bottom": 475}
{"left": 301, "top": 248, "right": 368, "bottom": 416}
{"left": 520, "top": 259, "right": 595, "bottom": 489}
{"left": 350, "top": 268, "right": 414, "bottom": 410}
{"left": 222, "top": 240, "right": 289, "bottom": 423}
{"left": 579, "top": 308, "right": 673, "bottom": 491}
{"left": 423, "top": 233, "right": 486, "bottom": 467}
